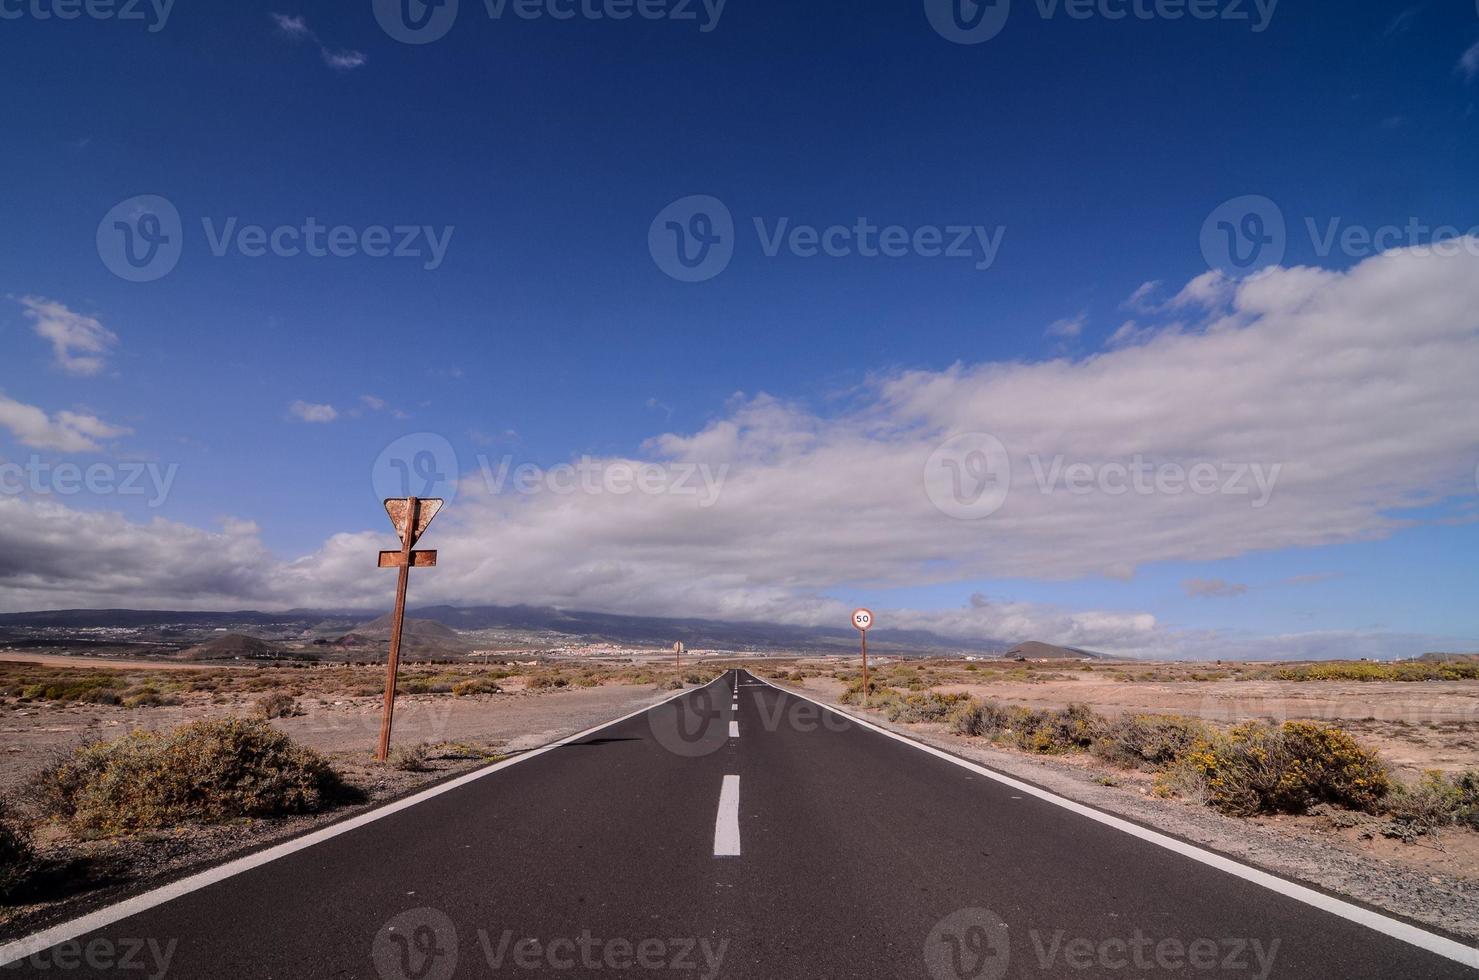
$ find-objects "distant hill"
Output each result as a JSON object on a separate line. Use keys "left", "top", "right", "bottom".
{"left": 1417, "top": 652, "right": 1479, "bottom": 663}
{"left": 1003, "top": 641, "right": 1104, "bottom": 660}
{"left": 317, "top": 617, "right": 471, "bottom": 660}
{"left": 180, "top": 633, "right": 290, "bottom": 661}
{"left": 0, "top": 605, "right": 1011, "bottom": 657}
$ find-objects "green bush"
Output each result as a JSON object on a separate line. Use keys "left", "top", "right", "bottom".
{"left": 0, "top": 799, "right": 34, "bottom": 903}
{"left": 35, "top": 718, "right": 356, "bottom": 835}
{"left": 1093, "top": 714, "right": 1207, "bottom": 770}
{"left": 1170, "top": 721, "right": 1389, "bottom": 816}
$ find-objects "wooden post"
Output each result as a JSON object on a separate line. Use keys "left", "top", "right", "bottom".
{"left": 377, "top": 496, "right": 417, "bottom": 763}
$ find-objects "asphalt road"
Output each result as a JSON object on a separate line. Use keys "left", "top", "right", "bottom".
{"left": 2, "top": 670, "right": 1475, "bottom": 979}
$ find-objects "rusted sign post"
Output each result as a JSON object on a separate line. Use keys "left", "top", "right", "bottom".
{"left": 376, "top": 496, "right": 442, "bottom": 762}
{"left": 674, "top": 641, "right": 685, "bottom": 671}
{"left": 852, "top": 608, "right": 873, "bottom": 707}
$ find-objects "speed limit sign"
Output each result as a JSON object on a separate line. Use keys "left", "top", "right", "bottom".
{"left": 852, "top": 608, "right": 873, "bottom": 632}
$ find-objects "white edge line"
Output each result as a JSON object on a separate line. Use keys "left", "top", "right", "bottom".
{"left": 714, "top": 774, "right": 741, "bottom": 857}
{"left": 0, "top": 676, "right": 727, "bottom": 966}
{"left": 757, "top": 675, "right": 1479, "bottom": 969}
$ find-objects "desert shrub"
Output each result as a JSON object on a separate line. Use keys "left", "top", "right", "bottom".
{"left": 1385, "top": 771, "right": 1461, "bottom": 838}
{"left": 1169, "top": 721, "right": 1389, "bottom": 816}
{"left": 1275, "top": 661, "right": 1479, "bottom": 682}
{"left": 1093, "top": 714, "right": 1207, "bottom": 770}
{"left": 389, "top": 743, "right": 431, "bottom": 772}
{"left": 527, "top": 673, "right": 569, "bottom": 690}
{"left": 254, "top": 692, "right": 302, "bottom": 719}
{"left": 0, "top": 799, "right": 35, "bottom": 903}
{"left": 1383, "top": 770, "right": 1479, "bottom": 837}
{"left": 19, "top": 675, "right": 126, "bottom": 705}
{"left": 839, "top": 678, "right": 895, "bottom": 705}
{"left": 948, "top": 698, "right": 1013, "bottom": 737}
{"left": 657, "top": 677, "right": 684, "bottom": 691}
{"left": 452, "top": 679, "right": 502, "bottom": 696}
{"left": 885, "top": 691, "right": 970, "bottom": 724}
{"left": 35, "top": 718, "right": 355, "bottom": 834}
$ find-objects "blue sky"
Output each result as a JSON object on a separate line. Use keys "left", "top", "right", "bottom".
{"left": 1, "top": 0, "right": 1477, "bottom": 657}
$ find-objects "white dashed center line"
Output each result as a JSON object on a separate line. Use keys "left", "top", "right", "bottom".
{"left": 729, "top": 720, "right": 740, "bottom": 738}
{"left": 714, "top": 775, "right": 741, "bottom": 857}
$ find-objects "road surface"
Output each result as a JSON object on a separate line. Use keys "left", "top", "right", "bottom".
{"left": 3, "top": 670, "right": 1475, "bottom": 979}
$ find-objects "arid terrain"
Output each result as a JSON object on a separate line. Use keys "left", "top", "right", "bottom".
{"left": 3, "top": 649, "right": 1478, "bottom": 945}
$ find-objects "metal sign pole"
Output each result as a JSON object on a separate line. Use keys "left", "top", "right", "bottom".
{"left": 861, "top": 630, "right": 868, "bottom": 708}
{"left": 377, "top": 496, "right": 417, "bottom": 763}
{"left": 374, "top": 496, "right": 442, "bottom": 763}
{"left": 851, "top": 608, "right": 873, "bottom": 709}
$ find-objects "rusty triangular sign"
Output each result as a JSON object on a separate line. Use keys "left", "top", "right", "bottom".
{"left": 384, "top": 498, "right": 443, "bottom": 547}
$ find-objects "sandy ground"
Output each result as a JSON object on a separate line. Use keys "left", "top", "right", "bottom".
{"left": 782, "top": 675, "right": 1479, "bottom": 942}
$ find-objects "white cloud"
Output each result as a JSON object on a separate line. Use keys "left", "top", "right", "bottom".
{"left": 270, "top": 12, "right": 309, "bottom": 37}
{"left": 4, "top": 244, "right": 1479, "bottom": 658}
{"left": 18, "top": 296, "right": 118, "bottom": 377}
{"left": 0, "top": 393, "right": 130, "bottom": 452}
{"left": 270, "top": 13, "right": 366, "bottom": 72}
{"left": 1461, "top": 40, "right": 1479, "bottom": 81}
{"left": 288, "top": 401, "right": 337, "bottom": 423}
{"left": 322, "top": 49, "right": 367, "bottom": 71}
{"left": 1045, "top": 313, "right": 1085, "bottom": 339}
